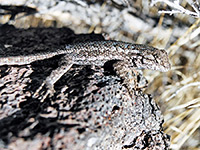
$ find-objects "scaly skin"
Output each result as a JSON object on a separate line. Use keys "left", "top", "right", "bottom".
{"left": 0, "top": 40, "right": 170, "bottom": 71}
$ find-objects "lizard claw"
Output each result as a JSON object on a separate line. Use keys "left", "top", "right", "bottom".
{"left": 40, "top": 89, "right": 55, "bottom": 102}
{"left": 32, "top": 63, "right": 73, "bottom": 101}
{"left": 32, "top": 82, "right": 46, "bottom": 98}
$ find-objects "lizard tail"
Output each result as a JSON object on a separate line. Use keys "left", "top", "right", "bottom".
{"left": 0, "top": 50, "right": 67, "bottom": 65}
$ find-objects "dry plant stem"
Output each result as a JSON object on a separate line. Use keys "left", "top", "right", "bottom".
{"left": 151, "top": 0, "right": 200, "bottom": 18}
{"left": 164, "top": 108, "right": 200, "bottom": 149}
{"left": 168, "top": 18, "right": 200, "bottom": 56}
{"left": 172, "top": 110, "right": 200, "bottom": 149}
{"left": 176, "top": 70, "right": 200, "bottom": 85}
{"left": 164, "top": 109, "right": 193, "bottom": 130}
{"left": 166, "top": 82, "right": 200, "bottom": 101}
{"left": 169, "top": 97, "right": 200, "bottom": 111}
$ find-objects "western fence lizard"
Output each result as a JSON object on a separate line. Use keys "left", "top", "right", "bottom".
{"left": 0, "top": 40, "right": 171, "bottom": 100}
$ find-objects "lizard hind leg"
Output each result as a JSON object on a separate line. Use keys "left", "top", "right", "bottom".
{"left": 33, "top": 59, "right": 73, "bottom": 102}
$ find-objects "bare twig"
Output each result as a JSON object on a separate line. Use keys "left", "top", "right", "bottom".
{"left": 151, "top": 0, "right": 200, "bottom": 18}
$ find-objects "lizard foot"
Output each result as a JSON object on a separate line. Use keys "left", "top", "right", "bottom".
{"left": 33, "top": 81, "right": 55, "bottom": 102}
{"left": 32, "top": 63, "right": 73, "bottom": 102}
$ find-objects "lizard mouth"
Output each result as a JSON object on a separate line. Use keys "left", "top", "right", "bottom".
{"left": 155, "top": 59, "right": 171, "bottom": 72}
{"left": 157, "top": 49, "right": 171, "bottom": 72}
{"left": 158, "top": 60, "right": 171, "bottom": 72}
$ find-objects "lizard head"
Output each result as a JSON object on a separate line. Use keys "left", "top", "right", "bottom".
{"left": 128, "top": 44, "right": 171, "bottom": 72}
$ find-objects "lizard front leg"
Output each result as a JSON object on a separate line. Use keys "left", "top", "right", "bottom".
{"left": 113, "top": 61, "right": 148, "bottom": 96}
{"left": 33, "top": 57, "right": 73, "bottom": 101}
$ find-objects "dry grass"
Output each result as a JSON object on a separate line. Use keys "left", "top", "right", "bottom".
{"left": 145, "top": 2, "right": 200, "bottom": 149}
{"left": 153, "top": 23, "right": 200, "bottom": 149}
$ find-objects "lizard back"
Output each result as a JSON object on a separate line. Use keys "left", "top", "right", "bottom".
{"left": 0, "top": 40, "right": 170, "bottom": 72}
{"left": 64, "top": 40, "right": 171, "bottom": 72}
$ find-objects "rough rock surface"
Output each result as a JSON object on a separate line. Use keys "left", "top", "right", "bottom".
{"left": 0, "top": 25, "right": 170, "bottom": 149}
